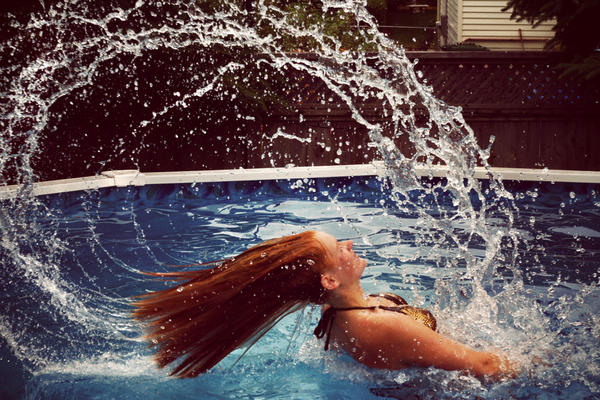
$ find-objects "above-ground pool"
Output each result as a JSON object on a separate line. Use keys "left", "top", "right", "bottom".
{"left": 1, "top": 172, "right": 599, "bottom": 399}
{"left": 3, "top": 1, "right": 599, "bottom": 398}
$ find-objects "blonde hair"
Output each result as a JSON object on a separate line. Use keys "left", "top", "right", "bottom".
{"left": 132, "top": 231, "right": 334, "bottom": 377}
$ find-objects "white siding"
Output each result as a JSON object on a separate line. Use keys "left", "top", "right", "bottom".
{"left": 446, "top": 0, "right": 462, "bottom": 44}
{"left": 461, "top": 0, "right": 555, "bottom": 50}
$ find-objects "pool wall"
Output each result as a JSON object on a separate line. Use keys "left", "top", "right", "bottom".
{"left": 2, "top": 163, "right": 600, "bottom": 200}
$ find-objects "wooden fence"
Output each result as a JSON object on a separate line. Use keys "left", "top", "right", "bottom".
{"left": 260, "top": 51, "right": 600, "bottom": 171}
{"left": 8, "top": 50, "right": 598, "bottom": 184}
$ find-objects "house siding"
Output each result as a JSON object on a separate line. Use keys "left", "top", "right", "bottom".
{"left": 461, "top": 0, "right": 555, "bottom": 50}
{"left": 446, "top": 0, "right": 462, "bottom": 45}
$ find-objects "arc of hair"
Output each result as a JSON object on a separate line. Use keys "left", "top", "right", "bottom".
{"left": 133, "top": 259, "right": 233, "bottom": 284}
{"left": 228, "top": 302, "right": 307, "bottom": 370}
{"left": 285, "top": 305, "right": 314, "bottom": 356}
{"left": 164, "top": 258, "right": 231, "bottom": 268}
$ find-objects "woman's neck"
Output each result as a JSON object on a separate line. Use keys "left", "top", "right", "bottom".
{"left": 326, "top": 283, "right": 369, "bottom": 309}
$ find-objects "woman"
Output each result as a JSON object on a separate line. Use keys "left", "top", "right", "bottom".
{"left": 132, "top": 231, "right": 516, "bottom": 379}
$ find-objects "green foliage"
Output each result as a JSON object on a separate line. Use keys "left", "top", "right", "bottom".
{"left": 366, "top": 0, "right": 388, "bottom": 22}
{"left": 441, "top": 42, "right": 488, "bottom": 51}
{"left": 503, "top": 0, "right": 600, "bottom": 82}
{"left": 255, "top": 1, "right": 378, "bottom": 52}
{"left": 196, "top": 0, "right": 235, "bottom": 13}
{"left": 503, "top": 0, "right": 600, "bottom": 56}
{"left": 176, "top": 1, "right": 381, "bottom": 126}
{"left": 558, "top": 52, "right": 600, "bottom": 81}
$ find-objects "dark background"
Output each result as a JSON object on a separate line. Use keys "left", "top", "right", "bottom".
{"left": 1, "top": 1, "right": 599, "bottom": 185}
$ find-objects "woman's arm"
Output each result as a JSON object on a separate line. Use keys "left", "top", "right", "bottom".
{"left": 354, "top": 310, "right": 516, "bottom": 379}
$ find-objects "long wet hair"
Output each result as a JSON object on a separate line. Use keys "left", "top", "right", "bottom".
{"left": 132, "top": 231, "right": 334, "bottom": 378}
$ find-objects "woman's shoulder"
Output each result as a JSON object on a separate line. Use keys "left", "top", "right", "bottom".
{"left": 346, "top": 304, "right": 436, "bottom": 344}
{"left": 333, "top": 307, "right": 417, "bottom": 369}
{"left": 337, "top": 303, "right": 411, "bottom": 335}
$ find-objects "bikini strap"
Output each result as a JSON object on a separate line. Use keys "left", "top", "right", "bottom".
{"left": 368, "top": 293, "right": 408, "bottom": 306}
{"left": 313, "top": 305, "right": 376, "bottom": 351}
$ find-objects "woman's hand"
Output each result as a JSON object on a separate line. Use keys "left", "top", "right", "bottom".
{"left": 479, "top": 352, "right": 520, "bottom": 380}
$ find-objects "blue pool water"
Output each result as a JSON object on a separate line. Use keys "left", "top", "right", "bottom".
{"left": 1, "top": 176, "right": 599, "bottom": 399}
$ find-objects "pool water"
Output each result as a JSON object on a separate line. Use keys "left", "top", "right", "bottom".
{"left": 1, "top": 176, "right": 599, "bottom": 399}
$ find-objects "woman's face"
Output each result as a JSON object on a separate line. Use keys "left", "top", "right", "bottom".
{"left": 314, "top": 231, "right": 367, "bottom": 287}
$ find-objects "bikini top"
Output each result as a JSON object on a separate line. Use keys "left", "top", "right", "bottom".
{"left": 313, "top": 293, "right": 437, "bottom": 351}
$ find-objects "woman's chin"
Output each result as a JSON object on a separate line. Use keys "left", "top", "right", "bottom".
{"left": 359, "top": 259, "right": 367, "bottom": 274}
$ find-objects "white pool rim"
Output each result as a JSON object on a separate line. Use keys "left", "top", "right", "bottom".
{"left": 1, "top": 162, "right": 600, "bottom": 199}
